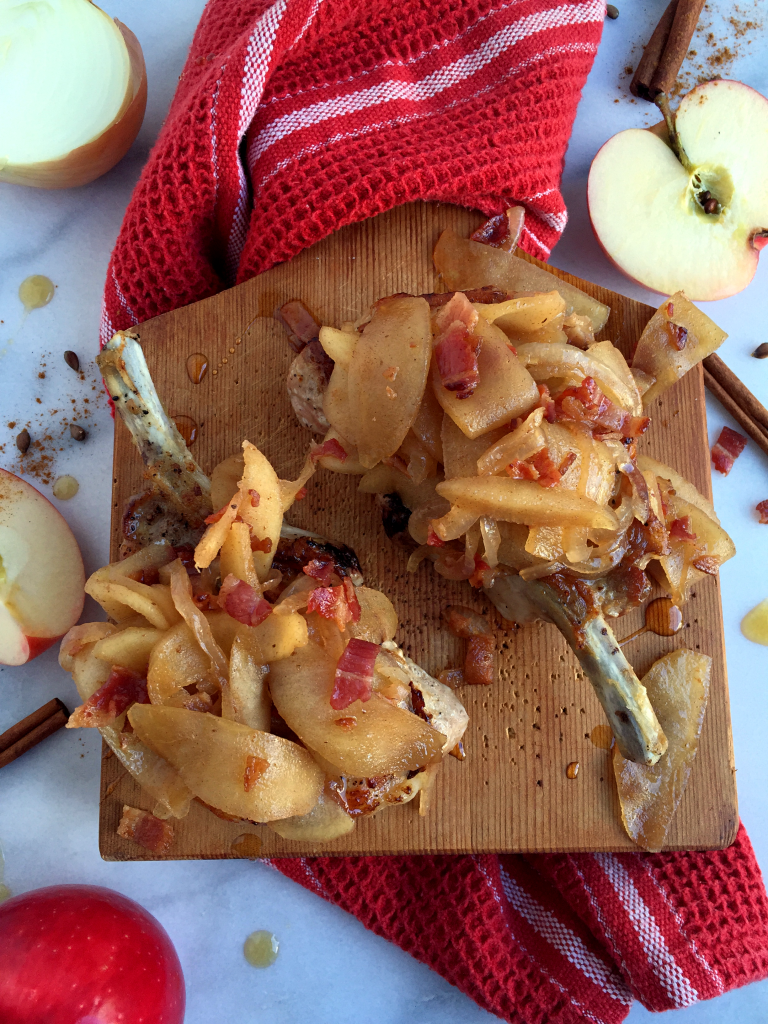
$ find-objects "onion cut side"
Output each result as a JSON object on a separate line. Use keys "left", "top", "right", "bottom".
{"left": 0, "top": 1, "right": 147, "bottom": 189}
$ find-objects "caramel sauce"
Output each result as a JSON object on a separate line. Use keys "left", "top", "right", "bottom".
{"left": 186, "top": 352, "right": 209, "bottom": 384}
{"left": 19, "top": 275, "right": 54, "bottom": 311}
{"left": 173, "top": 415, "right": 198, "bottom": 446}
{"left": 243, "top": 930, "right": 279, "bottom": 968}
{"left": 230, "top": 833, "right": 262, "bottom": 859}
{"left": 566, "top": 761, "right": 580, "bottom": 779}
{"left": 619, "top": 597, "right": 683, "bottom": 646}
{"left": 741, "top": 599, "right": 768, "bottom": 646}
{"left": 590, "top": 725, "right": 613, "bottom": 750}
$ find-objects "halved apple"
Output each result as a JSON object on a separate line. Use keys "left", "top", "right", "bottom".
{"left": 0, "top": 469, "right": 85, "bottom": 665}
{"left": 588, "top": 80, "right": 768, "bottom": 300}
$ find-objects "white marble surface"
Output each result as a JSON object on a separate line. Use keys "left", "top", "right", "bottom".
{"left": 1, "top": 3, "right": 766, "bottom": 1022}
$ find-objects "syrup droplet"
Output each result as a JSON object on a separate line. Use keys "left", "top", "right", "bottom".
{"left": 52, "top": 475, "right": 79, "bottom": 500}
{"left": 231, "top": 833, "right": 262, "bottom": 858}
{"left": 18, "top": 275, "right": 54, "bottom": 311}
{"left": 243, "top": 930, "right": 279, "bottom": 968}
{"left": 173, "top": 415, "right": 198, "bottom": 446}
{"left": 619, "top": 597, "right": 683, "bottom": 646}
{"left": 566, "top": 761, "right": 580, "bottom": 779}
{"left": 645, "top": 597, "right": 683, "bottom": 637}
{"left": 741, "top": 598, "right": 768, "bottom": 646}
{"left": 590, "top": 725, "right": 613, "bottom": 750}
{"left": 186, "top": 352, "right": 209, "bottom": 384}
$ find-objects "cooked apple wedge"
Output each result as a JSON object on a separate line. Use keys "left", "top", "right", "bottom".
{"left": 588, "top": 80, "right": 768, "bottom": 300}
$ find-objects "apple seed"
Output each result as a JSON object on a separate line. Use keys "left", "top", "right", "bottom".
{"left": 752, "top": 343, "right": 768, "bottom": 360}
{"left": 15, "top": 428, "right": 30, "bottom": 454}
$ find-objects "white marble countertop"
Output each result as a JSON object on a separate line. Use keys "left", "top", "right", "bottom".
{"left": 1, "top": 3, "right": 766, "bottom": 1022}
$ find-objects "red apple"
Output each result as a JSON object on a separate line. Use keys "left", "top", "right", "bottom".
{"left": 0, "top": 884, "right": 185, "bottom": 1024}
{"left": 588, "top": 80, "right": 768, "bottom": 300}
{"left": 0, "top": 468, "right": 85, "bottom": 665}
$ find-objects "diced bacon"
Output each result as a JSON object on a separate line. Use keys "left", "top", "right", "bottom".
{"left": 442, "top": 605, "right": 492, "bottom": 639}
{"left": 218, "top": 574, "right": 273, "bottom": 626}
{"left": 342, "top": 578, "right": 361, "bottom": 623}
{"left": 250, "top": 535, "right": 273, "bottom": 553}
{"left": 469, "top": 555, "right": 492, "bottom": 588}
{"left": 334, "top": 717, "right": 357, "bottom": 729}
{"left": 433, "top": 291, "right": 478, "bottom": 331}
{"left": 204, "top": 501, "right": 237, "bottom": 525}
{"left": 131, "top": 565, "right": 160, "bottom": 585}
{"left": 68, "top": 667, "right": 150, "bottom": 728}
{"left": 757, "top": 500, "right": 768, "bottom": 524}
{"left": 464, "top": 635, "right": 494, "bottom": 685}
{"left": 711, "top": 426, "right": 748, "bottom": 475}
{"left": 331, "top": 638, "right": 379, "bottom": 710}
{"left": 692, "top": 556, "right": 720, "bottom": 574}
{"left": 243, "top": 755, "right": 269, "bottom": 792}
{"left": 171, "top": 545, "right": 200, "bottom": 576}
{"left": 666, "top": 321, "right": 688, "bottom": 350}
{"left": 529, "top": 449, "right": 562, "bottom": 488}
{"left": 537, "top": 383, "right": 556, "bottom": 422}
{"left": 307, "top": 583, "right": 358, "bottom": 631}
{"left": 248, "top": 489, "right": 260, "bottom": 507}
{"left": 669, "top": 516, "right": 697, "bottom": 542}
{"left": 311, "top": 438, "right": 348, "bottom": 463}
{"left": 505, "top": 459, "right": 539, "bottom": 481}
{"left": 302, "top": 558, "right": 336, "bottom": 585}
{"left": 558, "top": 452, "right": 577, "bottom": 476}
{"left": 434, "top": 321, "right": 480, "bottom": 400}
{"left": 294, "top": 486, "right": 308, "bottom": 500}
{"left": 427, "top": 526, "right": 445, "bottom": 547}
{"left": 117, "top": 806, "right": 174, "bottom": 854}
{"left": 274, "top": 299, "right": 321, "bottom": 353}
{"left": 552, "top": 376, "right": 649, "bottom": 439}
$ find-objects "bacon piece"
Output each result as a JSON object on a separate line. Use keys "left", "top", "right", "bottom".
{"left": 131, "top": 565, "right": 160, "bottom": 586}
{"left": 442, "top": 605, "right": 492, "bottom": 639}
{"left": 427, "top": 527, "right": 445, "bottom": 547}
{"left": 552, "top": 376, "right": 649, "bottom": 439}
{"left": 218, "top": 574, "right": 272, "bottom": 626}
{"left": 302, "top": 557, "right": 336, "bottom": 585}
{"left": 248, "top": 489, "right": 260, "bottom": 507}
{"left": 434, "top": 321, "right": 480, "bottom": 400}
{"left": 538, "top": 383, "right": 556, "bottom": 422}
{"left": 669, "top": 517, "right": 697, "bottom": 542}
{"left": 692, "top": 556, "right": 720, "bottom": 575}
{"left": 711, "top": 426, "right": 748, "bottom": 475}
{"left": 172, "top": 544, "right": 200, "bottom": 576}
{"left": 274, "top": 299, "right": 321, "bottom": 353}
{"left": 465, "top": 635, "right": 494, "bottom": 685}
{"left": 331, "top": 638, "right": 379, "bottom": 710}
{"left": 311, "top": 437, "right": 348, "bottom": 463}
{"left": 250, "top": 536, "right": 273, "bottom": 553}
{"left": 342, "top": 578, "right": 361, "bottom": 623}
{"left": 470, "top": 208, "right": 524, "bottom": 252}
{"left": 243, "top": 755, "right": 269, "bottom": 792}
{"left": 204, "top": 501, "right": 237, "bottom": 525}
{"left": 68, "top": 667, "right": 150, "bottom": 728}
{"left": 294, "top": 486, "right": 308, "bottom": 500}
{"left": 505, "top": 459, "right": 539, "bottom": 481}
{"left": 469, "top": 555, "right": 492, "bottom": 588}
{"left": 307, "top": 583, "right": 359, "bottom": 631}
{"left": 117, "top": 806, "right": 174, "bottom": 854}
{"left": 757, "top": 500, "right": 768, "bottom": 524}
{"left": 529, "top": 449, "right": 562, "bottom": 488}
{"left": 666, "top": 321, "right": 688, "bottom": 350}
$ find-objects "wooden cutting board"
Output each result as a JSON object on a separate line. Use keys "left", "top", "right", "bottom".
{"left": 100, "top": 202, "right": 737, "bottom": 861}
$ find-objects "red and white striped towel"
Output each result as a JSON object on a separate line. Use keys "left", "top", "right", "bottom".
{"left": 102, "top": 2, "right": 768, "bottom": 1020}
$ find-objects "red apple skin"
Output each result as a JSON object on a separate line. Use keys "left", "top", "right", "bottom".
{"left": 0, "top": 885, "right": 185, "bottom": 1024}
{"left": 0, "top": 468, "right": 85, "bottom": 666}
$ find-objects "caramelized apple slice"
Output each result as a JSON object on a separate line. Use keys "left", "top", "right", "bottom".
{"left": 433, "top": 317, "right": 538, "bottom": 439}
{"left": 613, "top": 649, "right": 711, "bottom": 851}
{"left": 348, "top": 295, "right": 432, "bottom": 467}
{"left": 129, "top": 704, "right": 324, "bottom": 822}
{"left": 268, "top": 642, "right": 444, "bottom": 776}
{"left": 632, "top": 292, "right": 727, "bottom": 407}
{"left": 268, "top": 789, "right": 355, "bottom": 842}
{"left": 433, "top": 228, "right": 610, "bottom": 330}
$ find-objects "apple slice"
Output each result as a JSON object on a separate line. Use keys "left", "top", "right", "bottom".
{"left": 588, "top": 80, "right": 768, "bottom": 300}
{"left": 0, "top": 469, "right": 85, "bottom": 665}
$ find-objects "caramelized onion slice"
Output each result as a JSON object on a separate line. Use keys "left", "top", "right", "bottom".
{"left": 614, "top": 649, "right": 711, "bottom": 851}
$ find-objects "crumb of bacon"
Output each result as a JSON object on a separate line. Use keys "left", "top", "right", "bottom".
{"left": 757, "top": 500, "right": 768, "bottom": 524}
{"left": 711, "top": 426, "right": 747, "bottom": 476}
{"left": 243, "top": 755, "right": 269, "bottom": 792}
{"left": 68, "top": 667, "right": 150, "bottom": 728}
{"left": 117, "top": 806, "right": 174, "bottom": 854}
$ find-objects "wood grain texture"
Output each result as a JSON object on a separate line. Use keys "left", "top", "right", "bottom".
{"left": 99, "top": 202, "right": 737, "bottom": 861}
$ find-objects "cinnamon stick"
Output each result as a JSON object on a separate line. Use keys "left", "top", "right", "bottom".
{"left": 630, "top": 0, "right": 678, "bottom": 101}
{"left": 630, "top": 0, "right": 704, "bottom": 102}
{"left": 704, "top": 353, "right": 768, "bottom": 436}
{"left": 703, "top": 368, "right": 768, "bottom": 464}
{"left": 0, "top": 698, "right": 69, "bottom": 770}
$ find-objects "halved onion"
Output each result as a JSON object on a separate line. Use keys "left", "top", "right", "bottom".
{"left": 0, "top": 0, "right": 147, "bottom": 189}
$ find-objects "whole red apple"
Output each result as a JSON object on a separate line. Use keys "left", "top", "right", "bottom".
{"left": 0, "top": 884, "right": 185, "bottom": 1024}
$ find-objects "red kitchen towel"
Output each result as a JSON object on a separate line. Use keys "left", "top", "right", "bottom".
{"left": 101, "top": 1, "right": 768, "bottom": 1021}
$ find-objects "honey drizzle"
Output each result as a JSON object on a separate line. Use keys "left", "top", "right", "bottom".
{"left": 619, "top": 597, "right": 683, "bottom": 647}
